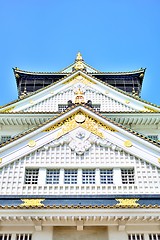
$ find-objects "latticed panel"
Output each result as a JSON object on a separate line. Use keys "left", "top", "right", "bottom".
{"left": 64, "top": 169, "right": 78, "bottom": 184}
{"left": 128, "top": 234, "right": 144, "bottom": 240}
{"left": 82, "top": 169, "right": 95, "bottom": 184}
{"left": 85, "top": 89, "right": 135, "bottom": 112}
{"left": 121, "top": 169, "right": 135, "bottom": 184}
{"left": 16, "top": 234, "right": 32, "bottom": 240}
{"left": 149, "top": 234, "right": 160, "bottom": 240}
{"left": 100, "top": 169, "right": 113, "bottom": 184}
{"left": 0, "top": 234, "right": 11, "bottom": 240}
{"left": 24, "top": 169, "right": 39, "bottom": 184}
{"left": 46, "top": 169, "right": 60, "bottom": 184}
{"left": 23, "top": 89, "right": 74, "bottom": 112}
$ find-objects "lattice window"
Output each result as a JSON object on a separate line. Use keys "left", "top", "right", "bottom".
{"left": 128, "top": 234, "right": 144, "bottom": 240}
{"left": 149, "top": 234, "right": 160, "bottom": 240}
{"left": 58, "top": 104, "right": 68, "bottom": 111}
{"left": 93, "top": 104, "right": 101, "bottom": 111}
{"left": 147, "top": 135, "right": 158, "bottom": 141}
{"left": 82, "top": 169, "right": 95, "bottom": 184}
{"left": 64, "top": 169, "right": 77, "bottom": 184}
{"left": 1, "top": 135, "right": 11, "bottom": 143}
{"left": 46, "top": 169, "right": 60, "bottom": 184}
{"left": 16, "top": 234, "right": 32, "bottom": 240}
{"left": 100, "top": 169, "right": 113, "bottom": 184}
{"left": 25, "top": 169, "right": 39, "bottom": 184}
{"left": 121, "top": 169, "right": 135, "bottom": 184}
{"left": 0, "top": 234, "right": 11, "bottom": 240}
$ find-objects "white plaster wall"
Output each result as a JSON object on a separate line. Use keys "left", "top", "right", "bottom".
{"left": 53, "top": 226, "right": 108, "bottom": 240}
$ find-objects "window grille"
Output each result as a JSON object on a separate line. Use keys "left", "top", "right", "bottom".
{"left": 128, "top": 234, "right": 144, "bottom": 240}
{"left": 149, "top": 234, "right": 160, "bottom": 240}
{"left": 0, "top": 234, "right": 11, "bottom": 240}
{"left": 93, "top": 104, "right": 101, "bottom": 111}
{"left": 1, "top": 135, "right": 11, "bottom": 143}
{"left": 82, "top": 169, "right": 95, "bottom": 184}
{"left": 100, "top": 169, "right": 113, "bottom": 184}
{"left": 121, "top": 169, "right": 135, "bottom": 184}
{"left": 46, "top": 169, "right": 60, "bottom": 184}
{"left": 16, "top": 234, "right": 32, "bottom": 240}
{"left": 64, "top": 169, "right": 77, "bottom": 184}
{"left": 58, "top": 104, "right": 68, "bottom": 111}
{"left": 25, "top": 169, "right": 39, "bottom": 184}
{"left": 147, "top": 135, "right": 158, "bottom": 141}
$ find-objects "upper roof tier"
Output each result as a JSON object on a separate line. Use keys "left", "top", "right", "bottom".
{"left": 13, "top": 52, "right": 146, "bottom": 97}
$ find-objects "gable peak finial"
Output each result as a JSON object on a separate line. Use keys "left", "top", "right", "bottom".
{"left": 76, "top": 52, "right": 83, "bottom": 61}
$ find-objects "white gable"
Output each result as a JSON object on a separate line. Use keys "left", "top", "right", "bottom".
{"left": 22, "top": 84, "right": 135, "bottom": 112}
{"left": 0, "top": 127, "right": 160, "bottom": 196}
{"left": 2, "top": 71, "right": 159, "bottom": 114}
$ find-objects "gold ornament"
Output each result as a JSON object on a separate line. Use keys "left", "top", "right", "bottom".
{"left": 124, "top": 140, "right": 132, "bottom": 147}
{"left": 29, "top": 100, "right": 34, "bottom": 104}
{"left": 116, "top": 198, "right": 139, "bottom": 206}
{"left": 125, "top": 100, "right": 130, "bottom": 104}
{"left": 0, "top": 106, "right": 15, "bottom": 113}
{"left": 28, "top": 140, "right": 36, "bottom": 147}
{"left": 20, "top": 199, "right": 45, "bottom": 207}
{"left": 143, "top": 106, "right": 159, "bottom": 113}
{"left": 0, "top": 158, "right": 2, "bottom": 163}
{"left": 75, "top": 114, "right": 86, "bottom": 123}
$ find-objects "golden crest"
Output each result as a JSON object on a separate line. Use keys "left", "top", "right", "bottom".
{"left": 116, "top": 198, "right": 139, "bottom": 206}
{"left": 20, "top": 199, "right": 45, "bottom": 207}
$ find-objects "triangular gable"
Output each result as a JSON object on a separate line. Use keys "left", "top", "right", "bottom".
{"left": 0, "top": 71, "right": 159, "bottom": 113}
{"left": 0, "top": 105, "right": 160, "bottom": 169}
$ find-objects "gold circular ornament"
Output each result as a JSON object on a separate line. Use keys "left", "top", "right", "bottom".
{"left": 124, "top": 140, "right": 132, "bottom": 147}
{"left": 29, "top": 100, "right": 34, "bottom": 104}
{"left": 28, "top": 140, "right": 36, "bottom": 147}
{"left": 125, "top": 100, "right": 130, "bottom": 104}
{"left": 75, "top": 114, "right": 86, "bottom": 123}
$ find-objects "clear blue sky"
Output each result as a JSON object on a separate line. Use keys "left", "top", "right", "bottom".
{"left": 0, "top": 0, "right": 160, "bottom": 106}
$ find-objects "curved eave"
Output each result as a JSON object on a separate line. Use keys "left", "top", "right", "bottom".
{"left": 92, "top": 68, "right": 146, "bottom": 75}
{"left": 13, "top": 67, "right": 145, "bottom": 77}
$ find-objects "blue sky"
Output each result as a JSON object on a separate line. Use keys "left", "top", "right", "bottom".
{"left": 0, "top": 0, "right": 160, "bottom": 106}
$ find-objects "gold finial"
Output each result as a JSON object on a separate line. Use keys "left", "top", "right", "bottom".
{"left": 76, "top": 52, "right": 83, "bottom": 61}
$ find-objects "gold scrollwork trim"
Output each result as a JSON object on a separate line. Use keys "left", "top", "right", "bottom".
{"left": 116, "top": 198, "right": 139, "bottom": 206}
{"left": 43, "top": 111, "right": 117, "bottom": 139}
{"left": 63, "top": 76, "right": 95, "bottom": 86}
{"left": 20, "top": 199, "right": 45, "bottom": 207}
{"left": 0, "top": 106, "right": 15, "bottom": 113}
{"left": 143, "top": 106, "right": 159, "bottom": 112}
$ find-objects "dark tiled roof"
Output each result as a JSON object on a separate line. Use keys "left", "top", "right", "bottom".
{"left": 0, "top": 194, "right": 159, "bottom": 209}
